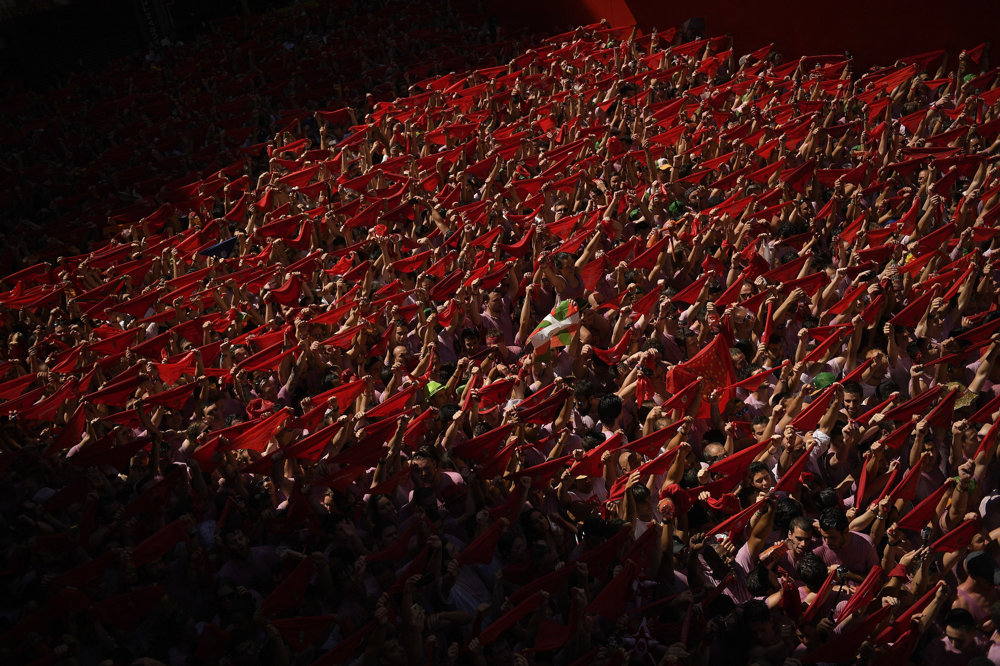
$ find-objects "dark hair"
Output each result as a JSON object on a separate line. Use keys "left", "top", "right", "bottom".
{"left": 742, "top": 599, "right": 771, "bottom": 624}
{"left": 438, "top": 403, "right": 460, "bottom": 423}
{"left": 581, "top": 430, "right": 605, "bottom": 451}
{"left": 989, "top": 601, "right": 1000, "bottom": 628}
{"left": 796, "top": 553, "right": 828, "bottom": 592}
{"left": 819, "top": 507, "right": 848, "bottom": 533}
{"left": 746, "top": 565, "right": 774, "bottom": 598}
{"left": 966, "top": 553, "right": 998, "bottom": 582}
{"left": 552, "top": 252, "right": 573, "bottom": 270}
{"left": 774, "top": 498, "right": 803, "bottom": 533}
{"left": 438, "top": 361, "right": 457, "bottom": 382}
{"left": 875, "top": 381, "right": 899, "bottom": 401}
{"left": 598, "top": 393, "right": 623, "bottom": 424}
{"left": 788, "top": 515, "right": 814, "bottom": 534}
{"left": 574, "top": 379, "right": 594, "bottom": 399}
{"left": 702, "top": 428, "right": 725, "bottom": 445}
{"left": 630, "top": 484, "right": 651, "bottom": 504}
{"left": 943, "top": 607, "right": 975, "bottom": 630}
{"left": 841, "top": 381, "right": 863, "bottom": 397}
{"left": 412, "top": 446, "right": 439, "bottom": 465}
{"left": 814, "top": 488, "right": 842, "bottom": 512}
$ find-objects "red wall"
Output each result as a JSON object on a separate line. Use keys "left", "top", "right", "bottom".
{"left": 490, "top": 0, "right": 999, "bottom": 70}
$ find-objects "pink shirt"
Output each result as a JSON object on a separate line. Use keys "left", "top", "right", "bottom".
{"left": 814, "top": 530, "right": 878, "bottom": 575}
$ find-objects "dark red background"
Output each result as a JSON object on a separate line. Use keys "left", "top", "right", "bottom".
{"left": 487, "top": 0, "right": 998, "bottom": 70}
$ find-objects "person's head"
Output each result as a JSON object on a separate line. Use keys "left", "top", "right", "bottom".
{"left": 990, "top": 601, "right": 1000, "bottom": 635}
{"left": 597, "top": 393, "right": 623, "bottom": 426}
{"left": 374, "top": 521, "right": 399, "bottom": 549}
{"left": 965, "top": 552, "right": 1000, "bottom": 585}
{"left": 729, "top": 346, "right": 748, "bottom": 373}
{"left": 368, "top": 494, "right": 395, "bottom": 524}
{"left": 742, "top": 599, "right": 776, "bottom": 644}
{"left": 202, "top": 403, "right": 225, "bottom": 428}
{"left": 392, "top": 344, "right": 410, "bottom": 364}
{"left": 943, "top": 608, "right": 977, "bottom": 650}
{"left": 746, "top": 564, "right": 778, "bottom": 598}
{"left": 552, "top": 251, "right": 574, "bottom": 277}
{"left": 521, "top": 508, "right": 550, "bottom": 541}
{"left": 393, "top": 318, "right": 408, "bottom": 339}
{"left": 774, "top": 497, "right": 803, "bottom": 534}
{"left": 574, "top": 379, "right": 595, "bottom": 414}
{"left": 618, "top": 449, "right": 641, "bottom": 474}
{"left": 486, "top": 289, "right": 504, "bottom": 315}
{"left": 224, "top": 529, "right": 250, "bottom": 560}
{"left": 702, "top": 441, "right": 726, "bottom": 465}
{"left": 747, "top": 461, "right": 774, "bottom": 492}
{"left": 917, "top": 168, "right": 930, "bottom": 188}
{"left": 411, "top": 447, "right": 439, "bottom": 488}
{"left": 814, "top": 487, "right": 843, "bottom": 512}
{"left": 462, "top": 327, "right": 484, "bottom": 353}
{"left": 796, "top": 552, "right": 828, "bottom": 592}
{"left": 751, "top": 415, "right": 769, "bottom": 440}
{"left": 787, "top": 515, "right": 816, "bottom": 558}
{"left": 864, "top": 348, "right": 889, "bottom": 381}
{"left": 630, "top": 483, "right": 653, "bottom": 521}
{"left": 818, "top": 507, "right": 850, "bottom": 549}
{"left": 968, "top": 525, "right": 993, "bottom": 553}
{"left": 841, "top": 381, "right": 863, "bottom": 418}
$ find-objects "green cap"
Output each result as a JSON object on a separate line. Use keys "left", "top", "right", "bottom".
{"left": 813, "top": 372, "right": 836, "bottom": 390}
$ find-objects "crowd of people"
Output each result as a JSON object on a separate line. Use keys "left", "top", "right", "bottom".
{"left": 1, "top": 11, "right": 1000, "bottom": 666}
{"left": 0, "top": 0, "right": 520, "bottom": 273}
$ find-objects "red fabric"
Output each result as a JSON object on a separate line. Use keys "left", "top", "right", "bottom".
{"left": 772, "top": 444, "right": 814, "bottom": 494}
{"left": 18, "top": 378, "right": 80, "bottom": 422}
{"left": 875, "top": 582, "right": 942, "bottom": 643}
{"left": 585, "top": 561, "right": 638, "bottom": 618}
{"left": 364, "top": 382, "right": 420, "bottom": 420}
{"left": 834, "top": 565, "right": 883, "bottom": 623}
{"left": 458, "top": 519, "right": 508, "bottom": 565}
{"left": 883, "top": 385, "right": 942, "bottom": 422}
{"left": 896, "top": 479, "right": 954, "bottom": 530}
{"left": 704, "top": 498, "right": 767, "bottom": 540}
{"left": 931, "top": 516, "right": 982, "bottom": 553}
{"left": 320, "top": 323, "right": 364, "bottom": 349}
{"left": 803, "top": 604, "right": 893, "bottom": 663}
{"left": 889, "top": 289, "right": 934, "bottom": 327}
{"left": 0, "top": 373, "right": 36, "bottom": 400}
{"left": 479, "top": 590, "right": 545, "bottom": 645}
{"left": 708, "top": 437, "right": 771, "bottom": 478}
{"left": 671, "top": 273, "right": 710, "bottom": 305}
{"left": 259, "top": 557, "right": 315, "bottom": 617}
{"left": 144, "top": 382, "right": 197, "bottom": 410}
{"left": 84, "top": 374, "right": 145, "bottom": 407}
{"left": 624, "top": 419, "right": 684, "bottom": 457}
{"left": 132, "top": 519, "right": 190, "bottom": 567}
{"left": 575, "top": 525, "right": 633, "bottom": 579}
{"left": 235, "top": 340, "right": 296, "bottom": 373}
{"left": 790, "top": 385, "right": 836, "bottom": 431}
{"left": 570, "top": 432, "right": 624, "bottom": 477}
{"left": 311, "top": 620, "right": 376, "bottom": 666}
{"left": 667, "top": 334, "right": 736, "bottom": 418}
{"left": 90, "top": 585, "right": 166, "bottom": 631}
{"left": 923, "top": 388, "right": 958, "bottom": 427}
{"left": 516, "top": 387, "right": 569, "bottom": 425}
{"left": 798, "top": 567, "right": 838, "bottom": 625}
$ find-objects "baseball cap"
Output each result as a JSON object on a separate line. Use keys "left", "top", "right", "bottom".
{"left": 964, "top": 552, "right": 1000, "bottom": 584}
